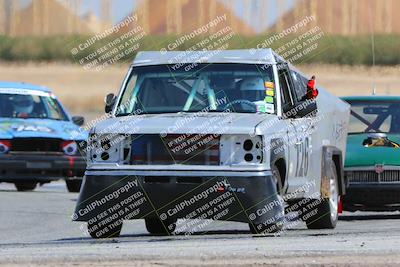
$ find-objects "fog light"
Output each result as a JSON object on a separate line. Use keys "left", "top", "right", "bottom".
{"left": 244, "top": 153, "right": 253, "bottom": 162}
{"left": 101, "top": 152, "right": 110, "bottom": 160}
{"left": 61, "top": 141, "right": 77, "bottom": 156}
{"left": 0, "top": 140, "right": 11, "bottom": 154}
{"left": 243, "top": 139, "right": 253, "bottom": 151}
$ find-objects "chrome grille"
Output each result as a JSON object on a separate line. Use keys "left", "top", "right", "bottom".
{"left": 346, "top": 170, "right": 400, "bottom": 183}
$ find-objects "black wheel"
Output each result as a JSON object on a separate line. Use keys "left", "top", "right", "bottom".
{"left": 14, "top": 182, "right": 37, "bottom": 191}
{"left": 66, "top": 179, "right": 82, "bottom": 193}
{"left": 305, "top": 160, "right": 339, "bottom": 229}
{"left": 87, "top": 219, "right": 122, "bottom": 239}
{"left": 145, "top": 218, "right": 176, "bottom": 235}
{"left": 249, "top": 166, "right": 284, "bottom": 234}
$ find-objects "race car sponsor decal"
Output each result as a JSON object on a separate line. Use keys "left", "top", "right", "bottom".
{"left": 0, "top": 88, "right": 50, "bottom": 97}
{"left": 264, "top": 81, "right": 274, "bottom": 89}
{"left": 375, "top": 164, "right": 384, "bottom": 174}
{"left": 266, "top": 89, "right": 274, "bottom": 96}
{"left": 265, "top": 103, "right": 275, "bottom": 113}
{"left": 254, "top": 101, "right": 274, "bottom": 113}
{"left": 264, "top": 96, "right": 274, "bottom": 103}
{"left": 12, "top": 124, "right": 54, "bottom": 133}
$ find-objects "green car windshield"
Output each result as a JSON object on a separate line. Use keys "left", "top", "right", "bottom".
{"left": 116, "top": 64, "right": 275, "bottom": 116}
{"left": 347, "top": 100, "right": 400, "bottom": 134}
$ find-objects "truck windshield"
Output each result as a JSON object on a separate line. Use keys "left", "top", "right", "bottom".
{"left": 346, "top": 100, "right": 400, "bottom": 134}
{"left": 0, "top": 92, "right": 68, "bottom": 121}
{"left": 116, "top": 64, "right": 275, "bottom": 116}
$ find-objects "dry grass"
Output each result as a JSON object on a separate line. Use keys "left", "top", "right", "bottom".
{"left": 300, "top": 64, "right": 400, "bottom": 97}
{"left": 0, "top": 63, "right": 127, "bottom": 119}
{"left": 0, "top": 63, "right": 399, "bottom": 119}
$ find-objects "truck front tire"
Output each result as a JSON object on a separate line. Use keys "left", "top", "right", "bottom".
{"left": 145, "top": 218, "right": 176, "bottom": 235}
{"left": 66, "top": 179, "right": 82, "bottom": 193}
{"left": 305, "top": 160, "right": 339, "bottom": 229}
{"left": 14, "top": 182, "right": 37, "bottom": 191}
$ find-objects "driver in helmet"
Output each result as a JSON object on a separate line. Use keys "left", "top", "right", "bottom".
{"left": 11, "top": 94, "right": 34, "bottom": 118}
{"left": 239, "top": 77, "right": 266, "bottom": 101}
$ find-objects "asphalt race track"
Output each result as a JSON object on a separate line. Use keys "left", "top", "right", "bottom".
{"left": 1, "top": 181, "right": 400, "bottom": 267}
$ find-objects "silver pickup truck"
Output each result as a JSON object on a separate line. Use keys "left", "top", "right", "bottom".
{"left": 73, "top": 49, "right": 350, "bottom": 238}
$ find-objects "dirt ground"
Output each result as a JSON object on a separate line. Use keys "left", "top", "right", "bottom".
{"left": 0, "top": 63, "right": 399, "bottom": 119}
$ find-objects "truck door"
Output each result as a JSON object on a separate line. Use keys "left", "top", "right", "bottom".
{"left": 289, "top": 70, "right": 313, "bottom": 181}
{"left": 277, "top": 66, "right": 312, "bottom": 192}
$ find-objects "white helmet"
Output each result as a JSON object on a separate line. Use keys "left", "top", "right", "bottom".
{"left": 239, "top": 77, "right": 264, "bottom": 91}
{"left": 12, "top": 94, "right": 34, "bottom": 114}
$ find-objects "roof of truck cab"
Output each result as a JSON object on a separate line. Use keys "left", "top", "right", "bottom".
{"left": 0, "top": 81, "right": 51, "bottom": 92}
{"left": 132, "top": 49, "right": 286, "bottom": 67}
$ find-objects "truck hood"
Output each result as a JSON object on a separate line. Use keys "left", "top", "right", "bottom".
{"left": 0, "top": 118, "right": 87, "bottom": 140}
{"left": 345, "top": 133, "right": 400, "bottom": 167}
{"left": 94, "top": 113, "right": 280, "bottom": 135}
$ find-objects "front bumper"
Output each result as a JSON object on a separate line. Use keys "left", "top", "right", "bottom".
{"left": 343, "top": 166, "right": 400, "bottom": 209}
{"left": 73, "top": 169, "right": 283, "bottom": 226}
{"left": 0, "top": 152, "right": 86, "bottom": 182}
{"left": 343, "top": 183, "right": 400, "bottom": 208}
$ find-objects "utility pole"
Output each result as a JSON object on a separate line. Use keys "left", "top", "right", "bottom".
{"left": 225, "top": 0, "right": 239, "bottom": 32}
{"left": 294, "top": 0, "right": 300, "bottom": 24}
{"left": 101, "top": 0, "right": 111, "bottom": 30}
{"left": 67, "top": 0, "right": 81, "bottom": 34}
{"left": 32, "top": 0, "right": 40, "bottom": 35}
{"left": 310, "top": 0, "right": 317, "bottom": 26}
{"left": 385, "top": 0, "right": 392, "bottom": 33}
{"left": 43, "top": 0, "right": 50, "bottom": 35}
{"left": 375, "top": 0, "right": 382, "bottom": 32}
{"left": 258, "top": 0, "right": 267, "bottom": 33}
{"left": 166, "top": 0, "right": 173, "bottom": 33}
{"left": 174, "top": 0, "right": 182, "bottom": 34}
{"left": 198, "top": 0, "right": 205, "bottom": 29}
{"left": 326, "top": 0, "right": 333, "bottom": 33}
{"left": 350, "top": 0, "right": 357, "bottom": 34}
{"left": 209, "top": 0, "right": 216, "bottom": 33}
{"left": 341, "top": 0, "right": 349, "bottom": 35}
{"left": 276, "top": 0, "right": 285, "bottom": 32}
{"left": 0, "top": 0, "right": 5, "bottom": 35}
{"left": 139, "top": 0, "right": 149, "bottom": 32}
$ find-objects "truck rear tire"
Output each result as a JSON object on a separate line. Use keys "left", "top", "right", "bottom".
{"left": 66, "top": 179, "right": 82, "bottom": 193}
{"left": 14, "top": 182, "right": 37, "bottom": 191}
{"left": 305, "top": 160, "right": 339, "bottom": 229}
{"left": 248, "top": 166, "right": 284, "bottom": 234}
{"left": 145, "top": 218, "right": 176, "bottom": 235}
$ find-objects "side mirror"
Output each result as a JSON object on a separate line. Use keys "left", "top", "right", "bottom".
{"left": 283, "top": 100, "right": 318, "bottom": 119}
{"left": 72, "top": 116, "right": 85, "bottom": 126}
{"left": 104, "top": 93, "right": 116, "bottom": 113}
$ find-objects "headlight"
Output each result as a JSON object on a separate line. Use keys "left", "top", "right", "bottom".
{"left": 88, "top": 133, "right": 130, "bottom": 163}
{"left": 60, "top": 140, "right": 78, "bottom": 156}
{"left": 0, "top": 140, "right": 11, "bottom": 154}
{"left": 220, "top": 135, "right": 263, "bottom": 165}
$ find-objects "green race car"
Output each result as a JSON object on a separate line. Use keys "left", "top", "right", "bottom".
{"left": 341, "top": 96, "right": 400, "bottom": 211}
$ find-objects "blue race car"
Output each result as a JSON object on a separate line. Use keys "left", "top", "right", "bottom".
{"left": 0, "top": 82, "right": 87, "bottom": 192}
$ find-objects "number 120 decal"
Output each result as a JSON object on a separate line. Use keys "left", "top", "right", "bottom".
{"left": 295, "top": 136, "right": 310, "bottom": 177}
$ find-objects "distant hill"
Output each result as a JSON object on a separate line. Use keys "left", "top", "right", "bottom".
{"left": 269, "top": 0, "right": 399, "bottom": 35}
{"left": 0, "top": 0, "right": 104, "bottom": 36}
{"left": 117, "top": 0, "right": 254, "bottom": 36}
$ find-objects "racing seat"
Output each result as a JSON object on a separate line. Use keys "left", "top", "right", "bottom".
{"left": 0, "top": 96, "right": 14, "bottom": 117}
{"left": 209, "top": 75, "right": 241, "bottom": 104}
